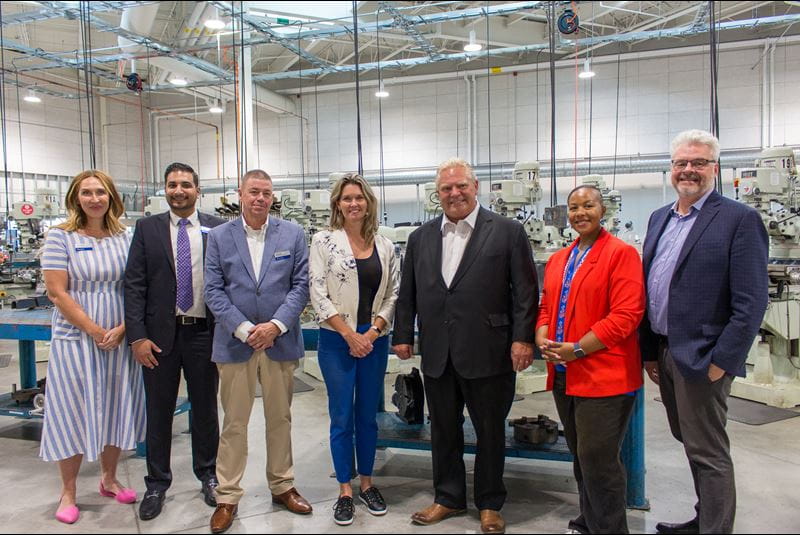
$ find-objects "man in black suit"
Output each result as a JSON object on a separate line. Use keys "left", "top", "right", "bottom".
{"left": 393, "top": 157, "right": 538, "bottom": 534}
{"left": 124, "top": 162, "right": 227, "bottom": 521}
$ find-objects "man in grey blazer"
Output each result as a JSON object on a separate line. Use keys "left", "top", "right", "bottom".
{"left": 393, "top": 158, "right": 538, "bottom": 534}
{"left": 640, "top": 130, "right": 768, "bottom": 534}
{"left": 204, "top": 169, "right": 311, "bottom": 534}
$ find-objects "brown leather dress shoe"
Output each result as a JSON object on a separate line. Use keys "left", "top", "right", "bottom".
{"left": 410, "top": 503, "right": 467, "bottom": 525}
{"left": 271, "top": 487, "right": 313, "bottom": 514}
{"left": 480, "top": 509, "right": 506, "bottom": 534}
{"left": 210, "top": 503, "right": 238, "bottom": 534}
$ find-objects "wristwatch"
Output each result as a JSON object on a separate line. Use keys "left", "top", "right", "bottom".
{"left": 370, "top": 325, "right": 381, "bottom": 335}
{"left": 573, "top": 342, "right": 586, "bottom": 358}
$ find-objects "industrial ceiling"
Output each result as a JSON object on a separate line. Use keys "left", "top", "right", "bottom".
{"left": 2, "top": 1, "right": 799, "bottom": 109}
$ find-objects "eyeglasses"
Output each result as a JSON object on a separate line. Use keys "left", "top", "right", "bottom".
{"left": 671, "top": 158, "right": 717, "bottom": 170}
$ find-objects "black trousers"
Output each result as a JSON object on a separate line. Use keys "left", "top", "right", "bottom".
{"left": 423, "top": 360, "right": 515, "bottom": 511}
{"left": 659, "top": 345, "right": 736, "bottom": 534}
{"left": 142, "top": 323, "right": 219, "bottom": 492}
{"left": 552, "top": 372, "right": 634, "bottom": 534}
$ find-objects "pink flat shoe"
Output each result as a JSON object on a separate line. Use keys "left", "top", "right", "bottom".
{"left": 55, "top": 502, "right": 80, "bottom": 524}
{"left": 99, "top": 481, "right": 137, "bottom": 504}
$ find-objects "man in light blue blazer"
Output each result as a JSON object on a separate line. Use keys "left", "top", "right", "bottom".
{"left": 640, "top": 130, "right": 768, "bottom": 535}
{"left": 204, "top": 169, "right": 312, "bottom": 534}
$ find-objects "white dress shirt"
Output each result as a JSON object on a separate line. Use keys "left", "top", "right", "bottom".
{"left": 440, "top": 202, "right": 480, "bottom": 287}
{"left": 169, "top": 209, "right": 205, "bottom": 318}
{"left": 233, "top": 215, "right": 288, "bottom": 343}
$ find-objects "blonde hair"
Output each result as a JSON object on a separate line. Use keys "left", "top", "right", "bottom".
{"left": 328, "top": 173, "right": 379, "bottom": 244}
{"left": 55, "top": 170, "right": 125, "bottom": 234}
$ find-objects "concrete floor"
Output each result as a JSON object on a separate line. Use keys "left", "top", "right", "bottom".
{"left": 0, "top": 341, "right": 798, "bottom": 534}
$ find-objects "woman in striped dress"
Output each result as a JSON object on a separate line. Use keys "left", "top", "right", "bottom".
{"left": 40, "top": 170, "right": 146, "bottom": 524}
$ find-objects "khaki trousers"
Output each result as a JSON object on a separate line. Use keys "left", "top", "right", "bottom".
{"left": 215, "top": 350, "right": 297, "bottom": 504}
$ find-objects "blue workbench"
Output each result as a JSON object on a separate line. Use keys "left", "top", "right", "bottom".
{"left": 373, "top": 359, "right": 648, "bottom": 509}
{"left": 0, "top": 308, "right": 191, "bottom": 449}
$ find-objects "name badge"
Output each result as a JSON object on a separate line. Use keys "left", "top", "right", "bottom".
{"left": 274, "top": 250, "right": 290, "bottom": 260}
{"left": 75, "top": 246, "right": 93, "bottom": 251}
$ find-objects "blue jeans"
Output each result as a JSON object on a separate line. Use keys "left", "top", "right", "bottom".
{"left": 318, "top": 324, "right": 389, "bottom": 484}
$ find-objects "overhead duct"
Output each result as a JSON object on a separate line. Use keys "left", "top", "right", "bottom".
{"left": 111, "top": 148, "right": 768, "bottom": 195}
{"left": 118, "top": 3, "right": 296, "bottom": 115}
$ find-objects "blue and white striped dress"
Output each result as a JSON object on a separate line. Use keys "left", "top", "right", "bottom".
{"left": 39, "top": 227, "right": 146, "bottom": 462}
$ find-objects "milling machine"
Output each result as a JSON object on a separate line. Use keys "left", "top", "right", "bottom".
{"left": 279, "top": 188, "right": 331, "bottom": 243}
{"left": 489, "top": 162, "right": 570, "bottom": 393}
{"left": 580, "top": 174, "right": 623, "bottom": 236}
{"left": 488, "top": 161, "right": 571, "bottom": 262}
{"left": 732, "top": 146, "right": 800, "bottom": 407}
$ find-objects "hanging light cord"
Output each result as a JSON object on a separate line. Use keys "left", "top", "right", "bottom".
{"left": 612, "top": 46, "right": 622, "bottom": 190}
{"left": 79, "top": 1, "right": 97, "bottom": 169}
{"left": 314, "top": 77, "right": 321, "bottom": 188}
{"left": 352, "top": 0, "right": 364, "bottom": 175}
{"left": 548, "top": 2, "right": 557, "bottom": 206}
{"left": 709, "top": 0, "right": 722, "bottom": 192}
{"left": 0, "top": 2, "right": 12, "bottom": 215}
{"left": 75, "top": 51, "right": 85, "bottom": 169}
{"left": 376, "top": 8, "right": 386, "bottom": 224}
{"left": 485, "top": 3, "right": 492, "bottom": 188}
{"left": 14, "top": 71, "right": 25, "bottom": 196}
{"left": 239, "top": 1, "right": 247, "bottom": 172}
{"left": 297, "top": 29, "right": 305, "bottom": 193}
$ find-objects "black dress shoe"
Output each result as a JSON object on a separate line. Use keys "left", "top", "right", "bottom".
{"left": 656, "top": 518, "right": 699, "bottom": 534}
{"left": 139, "top": 490, "right": 166, "bottom": 521}
{"left": 201, "top": 477, "right": 219, "bottom": 507}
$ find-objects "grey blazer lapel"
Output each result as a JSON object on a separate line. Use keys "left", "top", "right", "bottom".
{"left": 231, "top": 218, "right": 257, "bottom": 284}
{"left": 157, "top": 212, "right": 176, "bottom": 276}
{"left": 449, "top": 208, "right": 492, "bottom": 289}
{"left": 257, "top": 218, "right": 282, "bottom": 286}
{"left": 675, "top": 192, "right": 722, "bottom": 270}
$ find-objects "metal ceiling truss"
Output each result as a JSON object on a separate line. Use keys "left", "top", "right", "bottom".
{"left": 2, "top": 1, "right": 799, "bottom": 97}
{"left": 292, "top": 1, "right": 547, "bottom": 40}
{"left": 208, "top": 1, "right": 331, "bottom": 70}
{"left": 379, "top": 2, "right": 442, "bottom": 59}
{"left": 0, "top": 1, "right": 157, "bottom": 27}
{"left": 39, "top": 1, "right": 229, "bottom": 78}
{"left": 0, "top": 37, "right": 121, "bottom": 83}
{"left": 76, "top": 10, "right": 800, "bottom": 97}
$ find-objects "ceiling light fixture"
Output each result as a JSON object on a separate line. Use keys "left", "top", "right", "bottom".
{"left": 375, "top": 80, "right": 389, "bottom": 98}
{"left": 578, "top": 58, "right": 596, "bottom": 79}
{"left": 24, "top": 91, "right": 41, "bottom": 103}
{"left": 204, "top": 7, "right": 226, "bottom": 30}
{"left": 464, "top": 30, "right": 482, "bottom": 52}
{"left": 204, "top": 18, "right": 226, "bottom": 30}
{"left": 169, "top": 76, "right": 188, "bottom": 86}
{"left": 209, "top": 100, "right": 224, "bottom": 114}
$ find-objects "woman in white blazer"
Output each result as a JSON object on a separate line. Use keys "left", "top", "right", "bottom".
{"left": 309, "top": 173, "right": 399, "bottom": 526}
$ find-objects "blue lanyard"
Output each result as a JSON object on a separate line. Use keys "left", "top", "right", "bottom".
{"left": 554, "top": 245, "right": 591, "bottom": 371}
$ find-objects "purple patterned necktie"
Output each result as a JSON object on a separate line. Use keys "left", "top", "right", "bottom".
{"left": 176, "top": 218, "right": 194, "bottom": 312}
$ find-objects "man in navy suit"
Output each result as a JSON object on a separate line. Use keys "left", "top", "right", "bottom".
{"left": 125, "top": 162, "right": 227, "bottom": 520}
{"left": 204, "top": 169, "right": 311, "bottom": 534}
{"left": 640, "top": 130, "right": 768, "bottom": 534}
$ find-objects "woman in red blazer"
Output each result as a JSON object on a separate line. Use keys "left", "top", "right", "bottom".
{"left": 535, "top": 185, "right": 645, "bottom": 534}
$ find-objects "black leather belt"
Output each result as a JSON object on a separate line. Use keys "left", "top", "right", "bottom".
{"left": 176, "top": 316, "right": 206, "bottom": 326}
